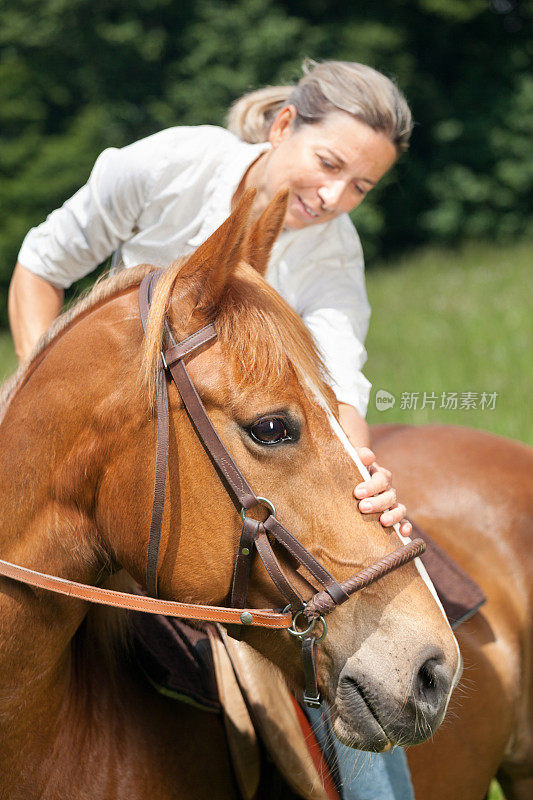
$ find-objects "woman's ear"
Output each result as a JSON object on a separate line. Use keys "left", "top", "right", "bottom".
{"left": 268, "top": 105, "right": 298, "bottom": 147}
{"left": 242, "top": 189, "right": 289, "bottom": 278}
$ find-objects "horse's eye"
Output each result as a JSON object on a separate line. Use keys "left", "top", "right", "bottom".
{"left": 249, "top": 417, "right": 290, "bottom": 445}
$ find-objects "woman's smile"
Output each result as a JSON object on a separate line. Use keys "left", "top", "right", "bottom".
{"left": 295, "top": 194, "right": 321, "bottom": 220}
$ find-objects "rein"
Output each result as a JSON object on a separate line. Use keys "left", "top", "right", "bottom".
{"left": 0, "top": 270, "right": 425, "bottom": 708}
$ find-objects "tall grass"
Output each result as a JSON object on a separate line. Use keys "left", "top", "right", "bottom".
{"left": 365, "top": 240, "right": 532, "bottom": 444}
{"left": 0, "top": 330, "right": 16, "bottom": 382}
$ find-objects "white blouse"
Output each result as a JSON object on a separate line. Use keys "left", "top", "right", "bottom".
{"left": 18, "top": 125, "right": 372, "bottom": 415}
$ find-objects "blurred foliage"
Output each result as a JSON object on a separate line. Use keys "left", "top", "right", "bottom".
{"left": 0, "top": 0, "right": 531, "bottom": 323}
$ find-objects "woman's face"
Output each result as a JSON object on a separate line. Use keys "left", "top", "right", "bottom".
{"left": 259, "top": 106, "right": 398, "bottom": 230}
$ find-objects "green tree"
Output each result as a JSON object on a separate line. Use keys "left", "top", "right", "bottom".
{"left": 1, "top": 0, "right": 531, "bottom": 323}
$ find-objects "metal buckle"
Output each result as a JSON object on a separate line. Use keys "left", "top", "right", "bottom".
{"left": 303, "top": 692, "right": 321, "bottom": 709}
{"left": 285, "top": 606, "right": 328, "bottom": 643}
{"left": 240, "top": 496, "right": 277, "bottom": 523}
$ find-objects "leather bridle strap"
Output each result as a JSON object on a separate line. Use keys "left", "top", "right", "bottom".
{"left": 164, "top": 344, "right": 348, "bottom": 610}
{"left": 253, "top": 528, "right": 304, "bottom": 609}
{"left": 166, "top": 354, "right": 257, "bottom": 509}
{"left": 230, "top": 517, "right": 260, "bottom": 609}
{"left": 0, "top": 271, "right": 427, "bottom": 651}
{"left": 136, "top": 268, "right": 348, "bottom": 610}
{"left": 139, "top": 270, "right": 323, "bottom": 614}
{"left": 302, "top": 636, "right": 321, "bottom": 708}
{"left": 263, "top": 515, "right": 349, "bottom": 605}
{"left": 303, "top": 538, "right": 427, "bottom": 620}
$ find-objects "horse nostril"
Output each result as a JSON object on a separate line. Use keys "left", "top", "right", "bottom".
{"left": 414, "top": 656, "right": 447, "bottom": 713}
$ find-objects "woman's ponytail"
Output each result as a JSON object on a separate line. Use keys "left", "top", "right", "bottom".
{"left": 226, "top": 86, "right": 293, "bottom": 143}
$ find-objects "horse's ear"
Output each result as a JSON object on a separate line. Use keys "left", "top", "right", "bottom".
{"left": 178, "top": 187, "right": 257, "bottom": 308}
{"left": 243, "top": 189, "right": 289, "bottom": 277}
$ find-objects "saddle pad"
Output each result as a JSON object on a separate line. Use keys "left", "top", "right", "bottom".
{"left": 131, "top": 611, "right": 220, "bottom": 711}
{"left": 208, "top": 627, "right": 260, "bottom": 800}
{"left": 412, "top": 522, "right": 486, "bottom": 628}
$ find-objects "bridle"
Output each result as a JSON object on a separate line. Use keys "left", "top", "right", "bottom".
{"left": 0, "top": 270, "right": 425, "bottom": 708}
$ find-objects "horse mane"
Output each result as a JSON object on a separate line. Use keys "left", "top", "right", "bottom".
{"left": 0, "top": 264, "right": 153, "bottom": 416}
{"left": 141, "top": 257, "right": 337, "bottom": 413}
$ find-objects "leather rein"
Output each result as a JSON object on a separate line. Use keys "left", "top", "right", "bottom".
{"left": 0, "top": 270, "right": 425, "bottom": 707}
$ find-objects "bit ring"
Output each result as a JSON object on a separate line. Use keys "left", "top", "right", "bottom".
{"left": 241, "top": 496, "right": 277, "bottom": 523}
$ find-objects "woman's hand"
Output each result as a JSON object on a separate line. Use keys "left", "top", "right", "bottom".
{"left": 336, "top": 403, "right": 411, "bottom": 536}
{"left": 354, "top": 446, "right": 412, "bottom": 537}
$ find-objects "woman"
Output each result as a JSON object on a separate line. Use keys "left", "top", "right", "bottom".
{"left": 9, "top": 59, "right": 416, "bottom": 798}
{"left": 9, "top": 59, "right": 411, "bottom": 536}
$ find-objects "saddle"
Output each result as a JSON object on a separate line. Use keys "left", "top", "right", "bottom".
{"left": 132, "top": 527, "right": 485, "bottom": 799}
{"left": 133, "top": 614, "right": 334, "bottom": 800}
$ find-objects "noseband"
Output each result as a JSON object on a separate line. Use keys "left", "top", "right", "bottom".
{"left": 0, "top": 270, "right": 425, "bottom": 708}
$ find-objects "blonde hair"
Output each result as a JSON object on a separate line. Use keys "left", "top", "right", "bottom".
{"left": 227, "top": 59, "right": 413, "bottom": 154}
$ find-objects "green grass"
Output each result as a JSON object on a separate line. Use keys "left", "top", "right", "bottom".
{"left": 489, "top": 781, "right": 505, "bottom": 800}
{"left": 365, "top": 239, "right": 532, "bottom": 444}
{"left": 0, "top": 330, "right": 16, "bottom": 382}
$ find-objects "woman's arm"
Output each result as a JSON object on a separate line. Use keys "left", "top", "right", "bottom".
{"left": 338, "top": 402, "right": 412, "bottom": 537}
{"left": 10, "top": 129, "right": 183, "bottom": 361}
{"left": 338, "top": 401, "right": 371, "bottom": 447}
{"left": 8, "top": 263, "right": 64, "bottom": 362}
{"left": 10, "top": 145, "right": 149, "bottom": 361}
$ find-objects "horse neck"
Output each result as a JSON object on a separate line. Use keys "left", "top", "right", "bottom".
{"left": 0, "top": 289, "right": 148, "bottom": 764}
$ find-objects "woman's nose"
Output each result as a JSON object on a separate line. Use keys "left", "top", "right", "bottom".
{"left": 318, "top": 180, "right": 348, "bottom": 212}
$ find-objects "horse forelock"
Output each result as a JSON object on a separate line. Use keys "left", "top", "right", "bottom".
{"left": 141, "top": 258, "right": 337, "bottom": 414}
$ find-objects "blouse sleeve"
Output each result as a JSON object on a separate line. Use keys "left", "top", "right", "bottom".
{"left": 17, "top": 129, "right": 183, "bottom": 289}
{"left": 297, "top": 223, "right": 372, "bottom": 418}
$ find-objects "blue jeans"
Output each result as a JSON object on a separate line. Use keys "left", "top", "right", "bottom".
{"left": 306, "top": 703, "right": 415, "bottom": 800}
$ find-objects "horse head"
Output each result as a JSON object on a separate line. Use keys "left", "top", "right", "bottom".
{"left": 0, "top": 190, "right": 460, "bottom": 755}
{"left": 113, "top": 189, "right": 460, "bottom": 750}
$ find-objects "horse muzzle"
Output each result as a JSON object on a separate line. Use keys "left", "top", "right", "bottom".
{"left": 333, "top": 645, "right": 456, "bottom": 751}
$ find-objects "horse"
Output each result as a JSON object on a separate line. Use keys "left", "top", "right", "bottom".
{"left": 0, "top": 190, "right": 460, "bottom": 799}
{"left": 370, "top": 424, "right": 533, "bottom": 800}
